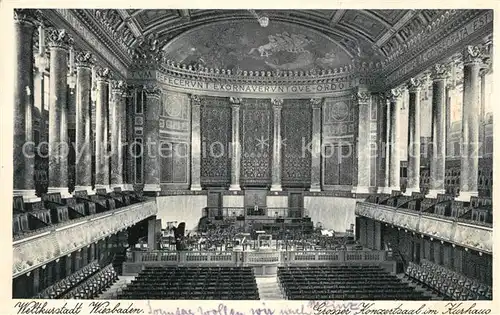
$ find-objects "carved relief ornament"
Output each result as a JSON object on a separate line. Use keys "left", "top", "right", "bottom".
{"left": 190, "top": 94, "right": 201, "bottom": 106}
{"left": 430, "top": 63, "right": 450, "bottom": 81}
{"left": 463, "top": 45, "right": 483, "bottom": 65}
{"left": 229, "top": 97, "right": 242, "bottom": 104}
{"left": 353, "top": 91, "right": 371, "bottom": 103}
{"left": 407, "top": 77, "right": 423, "bottom": 92}
{"left": 143, "top": 83, "right": 162, "bottom": 97}
{"left": 310, "top": 98, "right": 323, "bottom": 108}
{"left": 271, "top": 98, "right": 284, "bottom": 107}
{"left": 110, "top": 80, "right": 126, "bottom": 95}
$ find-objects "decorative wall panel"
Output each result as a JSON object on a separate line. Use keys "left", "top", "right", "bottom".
{"left": 200, "top": 96, "right": 231, "bottom": 186}
{"left": 240, "top": 99, "right": 272, "bottom": 186}
{"left": 281, "top": 100, "right": 312, "bottom": 187}
{"left": 160, "top": 91, "right": 191, "bottom": 187}
{"left": 322, "top": 96, "right": 355, "bottom": 188}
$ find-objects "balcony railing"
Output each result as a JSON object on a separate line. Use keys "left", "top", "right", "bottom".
{"left": 203, "top": 207, "right": 308, "bottom": 218}
{"left": 12, "top": 200, "right": 157, "bottom": 278}
{"left": 355, "top": 202, "right": 492, "bottom": 254}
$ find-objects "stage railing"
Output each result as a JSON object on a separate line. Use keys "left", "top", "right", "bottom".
{"left": 203, "top": 207, "right": 308, "bottom": 218}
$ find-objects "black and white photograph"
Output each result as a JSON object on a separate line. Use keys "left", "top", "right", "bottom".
{"left": 4, "top": 3, "right": 497, "bottom": 312}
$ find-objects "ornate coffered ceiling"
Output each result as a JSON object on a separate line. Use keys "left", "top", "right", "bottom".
{"left": 74, "top": 9, "right": 454, "bottom": 63}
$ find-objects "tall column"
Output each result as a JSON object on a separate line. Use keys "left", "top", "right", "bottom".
{"left": 147, "top": 216, "right": 157, "bottom": 250}
{"left": 74, "top": 51, "right": 93, "bottom": 194}
{"left": 457, "top": 46, "right": 482, "bottom": 201}
{"left": 405, "top": 77, "right": 423, "bottom": 196}
{"left": 190, "top": 95, "right": 202, "bottom": 191}
{"left": 229, "top": 97, "right": 241, "bottom": 191}
{"left": 94, "top": 67, "right": 112, "bottom": 192}
{"left": 427, "top": 64, "right": 449, "bottom": 198}
{"left": 388, "top": 88, "right": 403, "bottom": 191}
{"left": 270, "top": 98, "right": 283, "bottom": 191}
{"left": 47, "top": 29, "right": 73, "bottom": 198}
{"left": 110, "top": 80, "right": 126, "bottom": 190}
{"left": 309, "top": 98, "right": 322, "bottom": 192}
{"left": 352, "top": 90, "right": 372, "bottom": 194}
{"left": 479, "top": 68, "right": 487, "bottom": 157}
{"left": 143, "top": 85, "right": 161, "bottom": 194}
{"left": 13, "top": 9, "right": 39, "bottom": 201}
{"left": 377, "top": 93, "right": 391, "bottom": 194}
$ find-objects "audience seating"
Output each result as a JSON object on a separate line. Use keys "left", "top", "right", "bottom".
{"left": 405, "top": 260, "right": 491, "bottom": 300}
{"left": 117, "top": 266, "right": 259, "bottom": 300}
{"left": 13, "top": 188, "right": 144, "bottom": 238}
{"left": 35, "top": 261, "right": 101, "bottom": 299}
{"left": 63, "top": 264, "right": 118, "bottom": 299}
{"left": 278, "top": 265, "right": 428, "bottom": 300}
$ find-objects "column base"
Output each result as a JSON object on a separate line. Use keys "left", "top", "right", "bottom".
{"left": 377, "top": 187, "right": 393, "bottom": 194}
{"left": 351, "top": 186, "right": 370, "bottom": 194}
{"left": 74, "top": 186, "right": 93, "bottom": 195}
{"left": 190, "top": 184, "right": 202, "bottom": 191}
{"left": 122, "top": 184, "right": 134, "bottom": 191}
{"left": 110, "top": 184, "right": 128, "bottom": 192}
{"left": 403, "top": 187, "right": 421, "bottom": 196}
{"left": 13, "top": 189, "right": 41, "bottom": 202}
{"left": 309, "top": 185, "right": 321, "bottom": 192}
{"left": 456, "top": 191, "right": 478, "bottom": 202}
{"left": 144, "top": 184, "right": 161, "bottom": 192}
{"left": 270, "top": 184, "right": 282, "bottom": 192}
{"left": 47, "top": 187, "right": 72, "bottom": 199}
{"left": 229, "top": 184, "right": 241, "bottom": 191}
{"left": 426, "top": 189, "right": 446, "bottom": 199}
{"left": 94, "top": 184, "right": 111, "bottom": 193}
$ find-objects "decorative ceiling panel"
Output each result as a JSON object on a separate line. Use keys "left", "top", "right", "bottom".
{"left": 339, "top": 10, "right": 387, "bottom": 41}
{"left": 134, "top": 9, "right": 181, "bottom": 28}
{"left": 368, "top": 9, "right": 408, "bottom": 26}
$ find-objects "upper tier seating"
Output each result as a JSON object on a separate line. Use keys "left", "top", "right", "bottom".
{"left": 278, "top": 265, "right": 429, "bottom": 300}
{"left": 405, "top": 260, "right": 492, "bottom": 300}
{"left": 365, "top": 191, "right": 492, "bottom": 225}
{"left": 117, "top": 266, "right": 259, "bottom": 300}
{"left": 13, "top": 188, "right": 145, "bottom": 239}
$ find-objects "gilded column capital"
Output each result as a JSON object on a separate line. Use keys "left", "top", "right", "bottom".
{"left": 95, "top": 67, "right": 112, "bottom": 82}
{"left": 407, "top": 77, "right": 423, "bottom": 92}
{"left": 271, "top": 98, "right": 283, "bottom": 109}
{"left": 430, "top": 63, "right": 450, "bottom": 81}
{"left": 190, "top": 94, "right": 201, "bottom": 106}
{"left": 229, "top": 97, "right": 242, "bottom": 105}
{"left": 143, "top": 84, "right": 161, "bottom": 98}
{"left": 75, "top": 51, "right": 94, "bottom": 69}
{"left": 463, "top": 45, "right": 483, "bottom": 66}
{"left": 310, "top": 98, "right": 323, "bottom": 108}
{"left": 386, "top": 88, "right": 403, "bottom": 103}
{"left": 13, "top": 9, "right": 41, "bottom": 25}
{"left": 47, "top": 28, "right": 74, "bottom": 50}
{"left": 110, "top": 80, "right": 126, "bottom": 95}
{"left": 353, "top": 91, "right": 371, "bottom": 103}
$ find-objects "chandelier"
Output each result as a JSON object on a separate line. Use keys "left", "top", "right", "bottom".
{"left": 248, "top": 9, "right": 269, "bottom": 27}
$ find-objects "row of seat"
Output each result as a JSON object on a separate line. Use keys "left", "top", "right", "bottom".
{"left": 278, "top": 266, "right": 429, "bottom": 300}
{"left": 62, "top": 264, "right": 118, "bottom": 299}
{"left": 406, "top": 260, "right": 492, "bottom": 300}
{"left": 365, "top": 191, "right": 492, "bottom": 224}
{"left": 117, "top": 266, "right": 259, "bottom": 300}
{"left": 34, "top": 261, "right": 101, "bottom": 299}
{"left": 13, "top": 188, "right": 144, "bottom": 239}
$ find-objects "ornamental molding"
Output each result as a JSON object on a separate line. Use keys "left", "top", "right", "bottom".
{"left": 48, "top": 9, "right": 128, "bottom": 78}
{"left": 355, "top": 202, "right": 492, "bottom": 254}
{"left": 12, "top": 201, "right": 157, "bottom": 277}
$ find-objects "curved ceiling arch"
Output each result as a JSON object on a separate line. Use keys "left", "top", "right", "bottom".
{"left": 161, "top": 19, "right": 355, "bottom": 72}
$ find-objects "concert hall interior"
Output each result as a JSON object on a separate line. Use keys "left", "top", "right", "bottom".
{"left": 12, "top": 9, "right": 493, "bottom": 301}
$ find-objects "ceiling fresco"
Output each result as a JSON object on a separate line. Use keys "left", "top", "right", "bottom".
{"left": 161, "top": 21, "right": 352, "bottom": 72}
